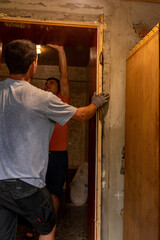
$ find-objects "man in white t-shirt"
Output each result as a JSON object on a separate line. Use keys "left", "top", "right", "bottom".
{"left": 0, "top": 39, "right": 109, "bottom": 240}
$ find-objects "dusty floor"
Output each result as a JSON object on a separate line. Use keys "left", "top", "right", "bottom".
{"left": 16, "top": 202, "right": 87, "bottom": 240}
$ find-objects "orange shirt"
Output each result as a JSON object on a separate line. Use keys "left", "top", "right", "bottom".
{"left": 49, "top": 93, "right": 70, "bottom": 151}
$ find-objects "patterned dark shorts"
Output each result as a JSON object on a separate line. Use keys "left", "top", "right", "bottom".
{"left": 0, "top": 179, "right": 56, "bottom": 240}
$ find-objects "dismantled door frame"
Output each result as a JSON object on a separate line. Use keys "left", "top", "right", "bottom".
{"left": 0, "top": 17, "right": 104, "bottom": 240}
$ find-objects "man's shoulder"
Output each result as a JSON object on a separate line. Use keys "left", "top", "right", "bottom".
{"left": 0, "top": 78, "right": 10, "bottom": 90}
{"left": 25, "top": 83, "right": 52, "bottom": 103}
{"left": 0, "top": 80, "right": 4, "bottom": 86}
{"left": 26, "top": 83, "right": 48, "bottom": 96}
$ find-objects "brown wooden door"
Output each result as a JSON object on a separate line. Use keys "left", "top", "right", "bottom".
{"left": 124, "top": 24, "right": 160, "bottom": 240}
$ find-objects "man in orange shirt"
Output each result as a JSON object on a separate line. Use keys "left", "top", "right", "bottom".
{"left": 44, "top": 44, "right": 70, "bottom": 214}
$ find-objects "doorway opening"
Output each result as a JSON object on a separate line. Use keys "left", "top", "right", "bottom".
{"left": 0, "top": 18, "right": 103, "bottom": 240}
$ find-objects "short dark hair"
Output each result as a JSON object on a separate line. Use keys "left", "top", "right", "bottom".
{"left": 46, "top": 77, "right": 60, "bottom": 93}
{"left": 4, "top": 39, "right": 37, "bottom": 74}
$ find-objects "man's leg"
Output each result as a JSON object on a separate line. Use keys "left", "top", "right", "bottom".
{"left": 46, "top": 151, "right": 68, "bottom": 214}
{"left": 0, "top": 180, "right": 56, "bottom": 240}
{"left": 0, "top": 206, "right": 17, "bottom": 240}
{"left": 51, "top": 193, "right": 59, "bottom": 213}
{"left": 39, "top": 225, "right": 56, "bottom": 240}
{"left": 46, "top": 151, "right": 68, "bottom": 239}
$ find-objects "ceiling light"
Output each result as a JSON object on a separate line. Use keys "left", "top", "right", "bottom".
{"left": 36, "top": 45, "right": 41, "bottom": 54}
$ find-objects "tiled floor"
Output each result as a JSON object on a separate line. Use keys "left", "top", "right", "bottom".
{"left": 56, "top": 203, "right": 87, "bottom": 240}
{"left": 16, "top": 202, "right": 87, "bottom": 240}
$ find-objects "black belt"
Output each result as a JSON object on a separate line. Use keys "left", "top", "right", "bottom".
{"left": 0, "top": 179, "right": 22, "bottom": 190}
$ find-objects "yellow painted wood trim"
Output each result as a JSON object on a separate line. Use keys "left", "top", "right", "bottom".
{"left": 0, "top": 16, "right": 100, "bottom": 28}
{"left": 127, "top": 23, "right": 159, "bottom": 60}
{"left": 96, "top": 23, "right": 103, "bottom": 240}
{"left": 123, "top": 0, "right": 160, "bottom": 2}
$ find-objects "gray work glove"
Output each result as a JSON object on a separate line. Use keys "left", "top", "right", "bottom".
{"left": 91, "top": 92, "right": 109, "bottom": 108}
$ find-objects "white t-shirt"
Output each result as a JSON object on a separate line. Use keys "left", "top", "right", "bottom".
{"left": 0, "top": 78, "right": 77, "bottom": 188}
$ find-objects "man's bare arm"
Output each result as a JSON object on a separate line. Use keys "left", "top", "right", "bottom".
{"left": 71, "top": 92, "right": 110, "bottom": 122}
{"left": 47, "top": 44, "right": 69, "bottom": 98}
{"left": 71, "top": 103, "right": 97, "bottom": 122}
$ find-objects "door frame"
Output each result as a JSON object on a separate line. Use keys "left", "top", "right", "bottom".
{"left": 0, "top": 17, "right": 104, "bottom": 240}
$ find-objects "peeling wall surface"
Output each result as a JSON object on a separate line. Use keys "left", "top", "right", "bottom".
{"left": 1, "top": 0, "right": 160, "bottom": 239}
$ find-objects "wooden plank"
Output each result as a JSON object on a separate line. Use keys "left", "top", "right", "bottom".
{"left": 88, "top": 30, "right": 97, "bottom": 240}
{"left": 96, "top": 23, "right": 103, "bottom": 240}
{"left": 123, "top": 0, "right": 160, "bottom": 2}
{"left": 0, "top": 16, "right": 99, "bottom": 28}
{"left": 124, "top": 26, "right": 160, "bottom": 240}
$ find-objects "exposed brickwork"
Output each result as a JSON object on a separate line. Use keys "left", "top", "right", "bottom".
{"left": 133, "top": 23, "right": 150, "bottom": 38}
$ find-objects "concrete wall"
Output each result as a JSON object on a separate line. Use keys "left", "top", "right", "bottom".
{"left": 1, "top": 0, "right": 160, "bottom": 239}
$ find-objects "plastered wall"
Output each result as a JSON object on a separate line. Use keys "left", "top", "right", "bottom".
{"left": 1, "top": 0, "right": 160, "bottom": 239}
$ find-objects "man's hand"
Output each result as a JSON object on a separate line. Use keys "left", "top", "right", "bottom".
{"left": 91, "top": 92, "right": 109, "bottom": 108}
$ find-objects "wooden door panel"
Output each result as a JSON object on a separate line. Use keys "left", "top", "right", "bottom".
{"left": 124, "top": 26, "right": 160, "bottom": 240}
